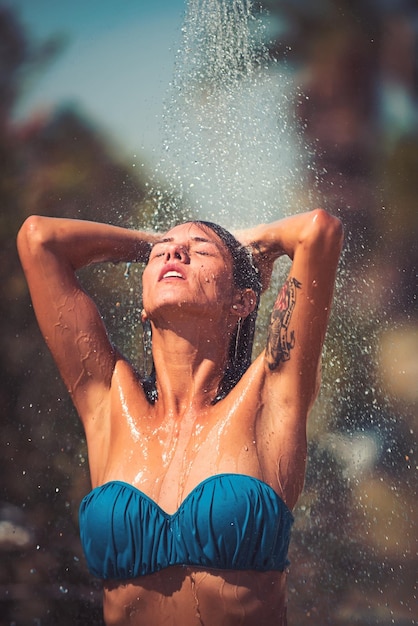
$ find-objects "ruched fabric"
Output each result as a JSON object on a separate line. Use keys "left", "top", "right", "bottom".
{"left": 79, "top": 473, "right": 294, "bottom": 579}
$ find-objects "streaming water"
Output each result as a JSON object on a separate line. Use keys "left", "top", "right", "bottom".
{"left": 136, "top": 1, "right": 416, "bottom": 624}
{"left": 149, "top": 0, "right": 312, "bottom": 230}
{"left": 8, "top": 0, "right": 413, "bottom": 624}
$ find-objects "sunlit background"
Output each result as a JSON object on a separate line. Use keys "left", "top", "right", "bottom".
{"left": 12, "top": 0, "right": 184, "bottom": 162}
{"left": 1, "top": 0, "right": 417, "bottom": 624}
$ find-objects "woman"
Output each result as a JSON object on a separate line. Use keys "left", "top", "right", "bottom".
{"left": 17, "top": 208, "right": 343, "bottom": 625}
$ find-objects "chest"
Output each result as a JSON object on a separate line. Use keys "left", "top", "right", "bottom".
{"left": 79, "top": 473, "right": 293, "bottom": 579}
{"left": 103, "top": 387, "right": 264, "bottom": 512}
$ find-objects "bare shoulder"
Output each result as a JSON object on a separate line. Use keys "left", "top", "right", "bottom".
{"left": 238, "top": 211, "right": 343, "bottom": 506}
{"left": 109, "top": 357, "right": 152, "bottom": 428}
{"left": 85, "top": 356, "right": 151, "bottom": 484}
{"left": 235, "top": 353, "right": 307, "bottom": 508}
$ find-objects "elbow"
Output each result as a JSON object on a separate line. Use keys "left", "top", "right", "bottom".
{"left": 17, "top": 215, "right": 52, "bottom": 261}
{"left": 311, "top": 208, "right": 344, "bottom": 238}
{"left": 306, "top": 208, "right": 344, "bottom": 255}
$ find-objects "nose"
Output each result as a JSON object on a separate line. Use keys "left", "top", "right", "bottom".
{"left": 164, "top": 243, "right": 189, "bottom": 263}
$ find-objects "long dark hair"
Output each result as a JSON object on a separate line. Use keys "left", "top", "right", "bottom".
{"left": 143, "top": 220, "right": 262, "bottom": 403}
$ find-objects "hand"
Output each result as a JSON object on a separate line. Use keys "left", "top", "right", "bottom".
{"left": 233, "top": 227, "right": 284, "bottom": 292}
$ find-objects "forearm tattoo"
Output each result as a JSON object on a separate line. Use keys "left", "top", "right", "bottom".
{"left": 266, "top": 277, "right": 301, "bottom": 371}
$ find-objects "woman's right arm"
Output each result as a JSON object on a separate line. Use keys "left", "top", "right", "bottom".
{"left": 17, "top": 216, "right": 157, "bottom": 424}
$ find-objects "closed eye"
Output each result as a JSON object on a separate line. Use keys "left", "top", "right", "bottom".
{"left": 192, "top": 242, "right": 219, "bottom": 256}
{"left": 150, "top": 236, "right": 221, "bottom": 258}
{"left": 149, "top": 243, "right": 167, "bottom": 259}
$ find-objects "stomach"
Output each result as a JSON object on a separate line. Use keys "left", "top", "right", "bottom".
{"left": 102, "top": 566, "right": 288, "bottom": 626}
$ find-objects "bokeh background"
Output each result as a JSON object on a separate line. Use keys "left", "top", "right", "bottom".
{"left": 1, "top": 0, "right": 417, "bottom": 624}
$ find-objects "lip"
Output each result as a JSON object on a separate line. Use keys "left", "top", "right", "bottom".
{"left": 158, "top": 264, "right": 186, "bottom": 281}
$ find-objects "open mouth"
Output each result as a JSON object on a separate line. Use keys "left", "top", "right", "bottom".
{"left": 161, "top": 270, "right": 184, "bottom": 280}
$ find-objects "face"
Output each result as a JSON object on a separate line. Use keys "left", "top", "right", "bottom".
{"left": 142, "top": 223, "right": 236, "bottom": 323}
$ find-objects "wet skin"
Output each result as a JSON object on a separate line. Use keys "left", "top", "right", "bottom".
{"left": 89, "top": 224, "right": 293, "bottom": 624}
{"left": 97, "top": 352, "right": 291, "bottom": 626}
{"left": 142, "top": 224, "right": 237, "bottom": 327}
{"left": 17, "top": 212, "right": 343, "bottom": 626}
{"left": 103, "top": 567, "right": 288, "bottom": 625}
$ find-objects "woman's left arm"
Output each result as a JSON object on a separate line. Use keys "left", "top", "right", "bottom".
{"left": 238, "top": 208, "right": 344, "bottom": 415}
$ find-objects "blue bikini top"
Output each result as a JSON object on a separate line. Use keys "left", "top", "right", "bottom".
{"left": 79, "top": 473, "right": 294, "bottom": 580}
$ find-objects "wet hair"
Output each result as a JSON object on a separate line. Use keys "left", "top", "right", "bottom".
{"left": 143, "top": 220, "right": 262, "bottom": 403}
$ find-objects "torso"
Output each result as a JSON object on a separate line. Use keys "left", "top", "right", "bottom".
{"left": 82, "top": 356, "right": 304, "bottom": 626}
{"left": 103, "top": 568, "right": 288, "bottom": 626}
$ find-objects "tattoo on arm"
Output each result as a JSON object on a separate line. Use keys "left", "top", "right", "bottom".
{"left": 266, "top": 277, "right": 301, "bottom": 371}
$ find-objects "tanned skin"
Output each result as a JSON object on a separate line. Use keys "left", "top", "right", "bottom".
{"left": 17, "top": 210, "right": 343, "bottom": 626}
{"left": 266, "top": 277, "right": 302, "bottom": 370}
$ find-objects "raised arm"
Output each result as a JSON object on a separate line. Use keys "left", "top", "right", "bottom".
{"left": 17, "top": 216, "right": 157, "bottom": 423}
{"left": 238, "top": 209, "right": 343, "bottom": 413}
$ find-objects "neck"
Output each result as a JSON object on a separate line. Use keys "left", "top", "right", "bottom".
{"left": 149, "top": 319, "right": 232, "bottom": 417}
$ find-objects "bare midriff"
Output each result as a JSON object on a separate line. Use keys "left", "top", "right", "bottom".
{"left": 103, "top": 567, "right": 288, "bottom": 626}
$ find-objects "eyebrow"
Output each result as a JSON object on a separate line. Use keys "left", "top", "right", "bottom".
{"left": 153, "top": 236, "right": 217, "bottom": 245}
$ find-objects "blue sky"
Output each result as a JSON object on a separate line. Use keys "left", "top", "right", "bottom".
{"left": 11, "top": 0, "right": 186, "bottom": 163}
{"left": 8, "top": 0, "right": 308, "bottom": 222}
